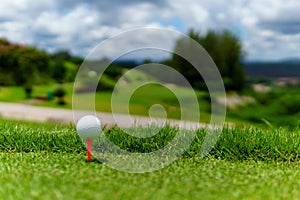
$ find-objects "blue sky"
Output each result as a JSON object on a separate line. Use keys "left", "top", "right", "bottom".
{"left": 0, "top": 0, "right": 300, "bottom": 61}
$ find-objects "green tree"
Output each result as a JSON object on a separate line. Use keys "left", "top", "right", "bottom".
{"left": 51, "top": 59, "right": 67, "bottom": 83}
{"left": 12, "top": 46, "right": 50, "bottom": 85}
{"left": 0, "top": 39, "right": 50, "bottom": 86}
{"left": 169, "top": 29, "right": 245, "bottom": 91}
{"left": 0, "top": 38, "right": 83, "bottom": 86}
{"left": 54, "top": 87, "right": 67, "bottom": 105}
{"left": 0, "top": 38, "right": 10, "bottom": 46}
{"left": 51, "top": 50, "right": 72, "bottom": 61}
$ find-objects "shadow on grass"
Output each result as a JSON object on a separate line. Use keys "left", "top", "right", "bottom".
{"left": 85, "top": 158, "right": 108, "bottom": 164}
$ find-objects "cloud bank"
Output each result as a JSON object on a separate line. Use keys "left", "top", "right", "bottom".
{"left": 0, "top": 0, "right": 299, "bottom": 61}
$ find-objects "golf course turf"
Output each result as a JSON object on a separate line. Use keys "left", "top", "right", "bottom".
{"left": 0, "top": 119, "right": 299, "bottom": 199}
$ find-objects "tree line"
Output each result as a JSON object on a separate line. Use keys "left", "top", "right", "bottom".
{"left": 0, "top": 38, "right": 81, "bottom": 86}
{"left": 0, "top": 28, "right": 245, "bottom": 91}
{"left": 164, "top": 29, "right": 245, "bottom": 91}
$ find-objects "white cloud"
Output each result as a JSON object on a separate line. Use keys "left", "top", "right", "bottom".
{"left": 0, "top": 0, "right": 299, "bottom": 61}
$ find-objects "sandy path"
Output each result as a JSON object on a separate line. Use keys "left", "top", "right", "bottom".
{"left": 0, "top": 102, "right": 211, "bottom": 130}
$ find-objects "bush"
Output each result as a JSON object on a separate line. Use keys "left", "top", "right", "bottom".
{"left": 54, "top": 87, "right": 67, "bottom": 105}
{"left": 275, "top": 95, "right": 300, "bottom": 115}
{"left": 96, "top": 74, "right": 116, "bottom": 92}
{"left": 54, "top": 87, "right": 66, "bottom": 98}
{"left": 24, "top": 84, "right": 33, "bottom": 98}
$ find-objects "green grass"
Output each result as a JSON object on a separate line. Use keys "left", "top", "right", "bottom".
{"left": 0, "top": 80, "right": 213, "bottom": 122}
{"left": 1, "top": 153, "right": 299, "bottom": 200}
{"left": 0, "top": 68, "right": 215, "bottom": 123}
{"left": 0, "top": 83, "right": 74, "bottom": 105}
{"left": 229, "top": 87, "right": 300, "bottom": 127}
{"left": 0, "top": 119, "right": 299, "bottom": 199}
{"left": 1, "top": 120, "right": 299, "bottom": 161}
{"left": 0, "top": 86, "right": 25, "bottom": 102}
{"left": 2, "top": 69, "right": 300, "bottom": 127}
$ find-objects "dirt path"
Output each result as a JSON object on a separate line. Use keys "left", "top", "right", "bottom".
{"left": 0, "top": 102, "right": 212, "bottom": 130}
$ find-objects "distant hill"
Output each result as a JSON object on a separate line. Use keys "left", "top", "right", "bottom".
{"left": 244, "top": 60, "right": 300, "bottom": 78}
{"left": 112, "top": 58, "right": 300, "bottom": 79}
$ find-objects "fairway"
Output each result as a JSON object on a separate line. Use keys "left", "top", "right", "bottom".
{"left": 0, "top": 74, "right": 213, "bottom": 123}
{"left": 0, "top": 120, "right": 299, "bottom": 199}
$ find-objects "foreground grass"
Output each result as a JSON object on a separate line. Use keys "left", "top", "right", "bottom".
{"left": 0, "top": 119, "right": 299, "bottom": 199}
{"left": 1, "top": 153, "right": 299, "bottom": 200}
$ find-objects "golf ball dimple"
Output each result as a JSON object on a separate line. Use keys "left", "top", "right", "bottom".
{"left": 76, "top": 115, "right": 102, "bottom": 140}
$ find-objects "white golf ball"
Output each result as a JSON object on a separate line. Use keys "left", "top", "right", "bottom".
{"left": 76, "top": 115, "right": 102, "bottom": 140}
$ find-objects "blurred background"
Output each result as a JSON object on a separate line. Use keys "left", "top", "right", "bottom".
{"left": 0, "top": 0, "right": 300, "bottom": 127}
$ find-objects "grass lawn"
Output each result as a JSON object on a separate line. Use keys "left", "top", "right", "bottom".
{"left": 0, "top": 81, "right": 214, "bottom": 123}
{"left": 1, "top": 153, "right": 299, "bottom": 200}
{"left": 0, "top": 119, "right": 299, "bottom": 199}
